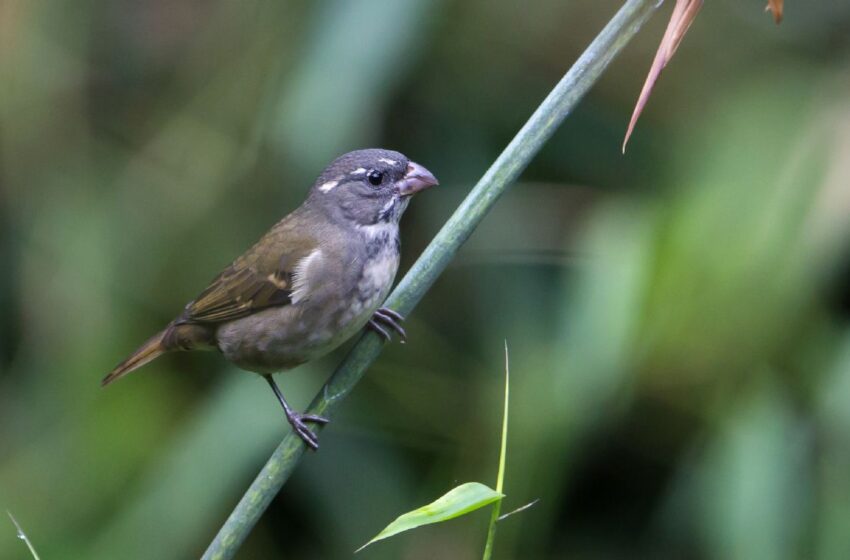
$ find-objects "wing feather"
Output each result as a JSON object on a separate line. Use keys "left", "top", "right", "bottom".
{"left": 179, "top": 222, "right": 318, "bottom": 324}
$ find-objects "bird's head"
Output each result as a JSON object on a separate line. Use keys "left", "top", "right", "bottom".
{"left": 308, "top": 149, "right": 438, "bottom": 226}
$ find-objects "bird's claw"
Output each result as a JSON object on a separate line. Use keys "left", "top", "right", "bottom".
{"left": 299, "top": 413, "right": 329, "bottom": 424}
{"left": 286, "top": 411, "right": 329, "bottom": 451}
{"left": 368, "top": 307, "right": 407, "bottom": 343}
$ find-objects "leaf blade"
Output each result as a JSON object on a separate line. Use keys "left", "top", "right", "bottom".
{"left": 766, "top": 0, "right": 783, "bottom": 24}
{"left": 357, "top": 482, "right": 503, "bottom": 552}
{"left": 622, "top": 0, "right": 704, "bottom": 152}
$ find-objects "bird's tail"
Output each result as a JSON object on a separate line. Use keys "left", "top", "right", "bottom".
{"left": 102, "top": 328, "right": 168, "bottom": 386}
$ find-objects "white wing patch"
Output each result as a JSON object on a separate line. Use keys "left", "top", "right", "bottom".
{"left": 291, "top": 249, "right": 324, "bottom": 304}
{"left": 318, "top": 180, "right": 339, "bottom": 192}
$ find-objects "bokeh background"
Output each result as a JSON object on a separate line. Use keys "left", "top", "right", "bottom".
{"left": 2, "top": 0, "right": 850, "bottom": 558}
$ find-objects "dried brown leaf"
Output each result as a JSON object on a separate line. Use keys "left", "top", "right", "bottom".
{"left": 622, "top": 0, "right": 704, "bottom": 153}
{"left": 766, "top": 0, "right": 783, "bottom": 24}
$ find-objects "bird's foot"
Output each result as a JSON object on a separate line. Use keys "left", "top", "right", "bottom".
{"left": 368, "top": 307, "right": 407, "bottom": 343}
{"left": 285, "top": 410, "right": 329, "bottom": 451}
{"left": 264, "top": 374, "right": 329, "bottom": 451}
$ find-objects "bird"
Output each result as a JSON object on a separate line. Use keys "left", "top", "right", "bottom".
{"left": 103, "top": 149, "right": 438, "bottom": 450}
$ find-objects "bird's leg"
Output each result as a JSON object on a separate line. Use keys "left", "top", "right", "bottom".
{"left": 368, "top": 307, "right": 407, "bottom": 343}
{"left": 263, "top": 374, "right": 328, "bottom": 451}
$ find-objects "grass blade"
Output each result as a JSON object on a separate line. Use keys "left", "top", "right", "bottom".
{"left": 482, "top": 342, "right": 510, "bottom": 560}
{"left": 356, "top": 482, "right": 503, "bottom": 552}
{"left": 7, "top": 512, "right": 41, "bottom": 560}
{"left": 622, "top": 0, "right": 703, "bottom": 152}
{"left": 497, "top": 498, "right": 540, "bottom": 522}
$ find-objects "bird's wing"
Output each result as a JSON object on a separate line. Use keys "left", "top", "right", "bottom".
{"left": 180, "top": 222, "right": 319, "bottom": 324}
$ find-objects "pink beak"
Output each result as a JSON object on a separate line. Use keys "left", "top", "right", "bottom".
{"left": 397, "top": 161, "right": 439, "bottom": 197}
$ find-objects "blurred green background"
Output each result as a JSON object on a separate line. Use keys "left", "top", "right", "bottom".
{"left": 2, "top": 0, "right": 850, "bottom": 558}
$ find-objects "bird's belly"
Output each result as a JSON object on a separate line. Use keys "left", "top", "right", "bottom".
{"left": 215, "top": 251, "right": 399, "bottom": 373}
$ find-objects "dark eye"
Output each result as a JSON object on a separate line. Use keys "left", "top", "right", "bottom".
{"left": 366, "top": 169, "right": 383, "bottom": 186}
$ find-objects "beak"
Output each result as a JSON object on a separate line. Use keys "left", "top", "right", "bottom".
{"left": 397, "top": 161, "right": 439, "bottom": 197}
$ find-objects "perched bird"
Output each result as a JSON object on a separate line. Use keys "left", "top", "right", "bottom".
{"left": 103, "top": 149, "right": 438, "bottom": 449}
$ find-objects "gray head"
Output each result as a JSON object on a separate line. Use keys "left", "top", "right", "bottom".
{"left": 308, "top": 149, "right": 438, "bottom": 226}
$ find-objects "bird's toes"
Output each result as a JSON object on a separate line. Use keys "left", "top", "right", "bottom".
{"left": 299, "top": 413, "right": 329, "bottom": 425}
{"left": 377, "top": 307, "right": 405, "bottom": 322}
{"left": 285, "top": 412, "right": 323, "bottom": 450}
{"left": 375, "top": 313, "right": 407, "bottom": 342}
{"left": 394, "top": 324, "right": 408, "bottom": 343}
{"left": 368, "top": 319, "right": 392, "bottom": 341}
{"left": 293, "top": 422, "right": 320, "bottom": 450}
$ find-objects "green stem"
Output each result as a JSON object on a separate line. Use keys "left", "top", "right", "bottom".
{"left": 202, "top": 1, "right": 663, "bottom": 558}
{"left": 482, "top": 342, "right": 510, "bottom": 560}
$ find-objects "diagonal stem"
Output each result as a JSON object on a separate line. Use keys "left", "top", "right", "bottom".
{"left": 202, "top": 1, "right": 663, "bottom": 558}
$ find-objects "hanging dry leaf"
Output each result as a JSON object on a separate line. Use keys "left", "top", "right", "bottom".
{"left": 767, "top": 0, "right": 783, "bottom": 24}
{"left": 622, "top": 0, "right": 703, "bottom": 153}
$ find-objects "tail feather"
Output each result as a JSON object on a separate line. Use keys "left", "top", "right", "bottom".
{"left": 102, "top": 329, "right": 168, "bottom": 387}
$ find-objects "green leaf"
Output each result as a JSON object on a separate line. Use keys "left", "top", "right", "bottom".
{"left": 356, "top": 482, "right": 504, "bottom": 552}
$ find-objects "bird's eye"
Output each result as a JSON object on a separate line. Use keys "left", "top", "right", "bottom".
{"left": 366, "top": 169, "right": 384, "bottom": 186}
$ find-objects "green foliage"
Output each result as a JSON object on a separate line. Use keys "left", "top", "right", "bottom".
{"left": 357, "top": 483, "right": 503, "bottom": 553}
{"left": 360, "top": 342, "right": 512, "bottom": 556}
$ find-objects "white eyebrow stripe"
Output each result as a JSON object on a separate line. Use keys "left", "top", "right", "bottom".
{"left": 378, "top": 158, "right": 397, "bottom": 165}
{"left": 318, "top": 180, "right": 339, "bottom": 192}
{"left": 350, "top": 168, "right": 367, "bottom": 175}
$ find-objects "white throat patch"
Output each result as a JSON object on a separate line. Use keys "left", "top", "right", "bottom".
{"left": 357, "top": 221, "right": 398, "bottom": 242}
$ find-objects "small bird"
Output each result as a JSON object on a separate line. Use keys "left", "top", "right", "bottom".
{"left": 103, "top": 149, "right": 438, "bottom": 449}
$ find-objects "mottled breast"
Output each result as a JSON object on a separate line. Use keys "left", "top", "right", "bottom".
{"left": 215, "top": 222, "right": 400, "bottom": 373}
{"left": 337, "top": 222, "right": 401, "bottom": 333}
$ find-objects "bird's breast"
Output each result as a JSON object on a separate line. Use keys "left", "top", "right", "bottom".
{"left": 215, "top": 224, "right": 401, "bottom": 373}
{"left": 341, "top": 235, "right": 400, "bottom": 326}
